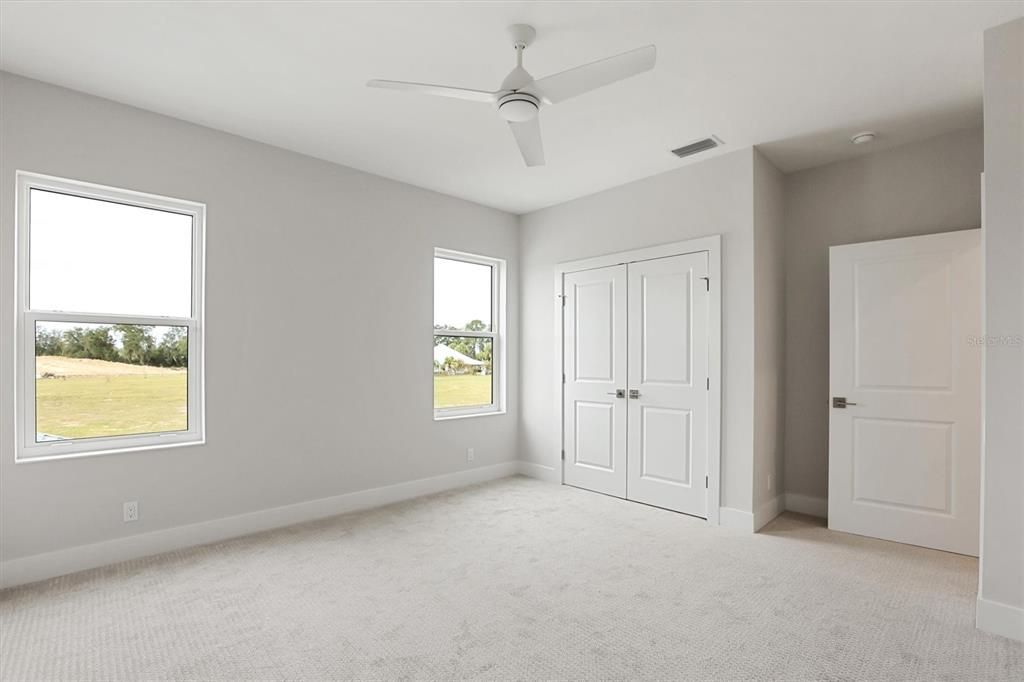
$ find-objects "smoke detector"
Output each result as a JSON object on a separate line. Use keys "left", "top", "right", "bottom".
{"left": 850, "top": 131, "right": 877, "bottom": 145}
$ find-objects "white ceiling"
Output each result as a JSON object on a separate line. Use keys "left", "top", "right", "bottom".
{"left": 2, "top": 1, "right": 1021, "bottom": 214}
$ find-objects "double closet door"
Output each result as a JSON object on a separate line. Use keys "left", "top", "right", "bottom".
{"left": 562, "top": 251, "right": 710, "bottom": 518}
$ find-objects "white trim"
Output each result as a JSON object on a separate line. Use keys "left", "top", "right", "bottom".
{"left": 0, "top": 461, "right": 519, "bottom": 589}
{"left": 719, "top": 507, "right": 754, "bottom": 531}
{"left": 432, "top": 248, "right": 505, "bottom": 420}
{"left": 23, "top": 311, "right": 193, "bottom": 326}
{"left": 9, "top": 436, "right": 205, "bottom": 464}
{"left": 552, "top": 235, "right": 723, "bottom": 525}
{"left": 978, "top": 171, "right": 989, "bottom": 622}
{"left": 517, "top": 460, "right": 560, "bottom": 483}
{"left": 977, "top": 596, "right": 1024, "bottom": 642}
{"left": 552, "top": 268, "right": 564, "bottom": 486}
{"left": 784, "top": 492, "right": 828, "bottom": 518}
{"left": 434, "top": 409, "right": 507, "bottom": 422}
{"left": 754, "top": 494, "right": 784, "bottom": 531}
{"left": 432, "top": 329, "right": 494, "bottom": 339}
{"left": 554, "top": 236, "right": 721, "bottom": 274}
{"left": 706, "top": 237, "right": 722, "bottom": 526}
{"left": 15, "top": 171, "right": 206, "bottom": 461}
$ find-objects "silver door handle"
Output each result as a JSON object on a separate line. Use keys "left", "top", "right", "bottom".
{"left": 606, "top": 389, "right": 625, "bottom": 398}
{"left": 832, "top": 397, "right": 858, "bottom": 408}
{"left": 629, "top": 389, "right": 641, "bottom": 399}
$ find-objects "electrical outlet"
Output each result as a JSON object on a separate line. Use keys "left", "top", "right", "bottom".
{"left": 123, "top": 501, "right": 139, "bottom": 523}
{"left": 467, "top": 447, "right": 475, "bottom": 462}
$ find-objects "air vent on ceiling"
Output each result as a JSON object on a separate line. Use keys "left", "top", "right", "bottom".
{"left": 670, "top": 136, "right": 723, "bottom": 159}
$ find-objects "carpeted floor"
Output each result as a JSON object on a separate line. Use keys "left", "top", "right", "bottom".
{"left": 1, "top": 475, "right": 1021, "bottom": 680}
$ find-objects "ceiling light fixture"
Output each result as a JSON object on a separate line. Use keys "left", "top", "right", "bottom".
{"left": 850, "top": 131, "right": 877, "bottom": 145}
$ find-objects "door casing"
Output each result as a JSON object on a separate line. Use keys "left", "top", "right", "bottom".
{"left": 553, "top": 235, "right": 722, "bottom": 526}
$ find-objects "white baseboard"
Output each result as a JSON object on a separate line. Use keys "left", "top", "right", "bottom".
{"left": 784, "top": 492, "right": 828, "bottom": 519}
{"left": 0, "top": 461, "right": 519, "bottom": 590}
{"left": 754, "top": 495, "right": 784, "bottom": 531}
{"left": 517, "top": 460, "right": 560, "bottom": 483}
{"left": 977, "top": 596, "right": 1024, "bottom": 642}
{"left": 517, "top": 463, "right": 766, "bottom": 534}
{"left": 721, "top": 500, "right": 784, "bottom": 533}
{"left": 719, "top": 506, "right": 754, "bottom": 531}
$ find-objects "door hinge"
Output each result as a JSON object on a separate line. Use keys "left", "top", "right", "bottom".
{"left": 706, "top": 377, "right": 710, "bottom": 390}
{"left": 561, "top": 449, "right": 565, "bottom": 461}
{"left": 705, "top": 475, "right": 709, "bottom": 489}
{"left": 562, "top": 373, "right": 566, "bottom": 384}
{"left": 700, "top": 276, "right": 710, "bottom": 292}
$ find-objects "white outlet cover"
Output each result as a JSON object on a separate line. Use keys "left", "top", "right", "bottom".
{"left": 123, "top": 501, "right": 139, "bottom": 522}
{"left": 467, "top": 447, "right": 475, "bottom": 461}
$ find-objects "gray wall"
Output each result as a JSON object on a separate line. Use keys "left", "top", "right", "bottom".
{"left": 980, "top": 17, "right": 1024, "bottom": 627}
{"left": 0, "top": 69, "right": 998, "bottom": 566}
{"left": 519, "top": 149, "right": 758, "bottom": 513}
{"left": 0, "top": 73, "right": 520, "bottom": 561}
{"left": 782, "top": 127, "right": 984, "bottom": 501}
{"left": 752, "top": 151, "right": 786, "bottom": 513}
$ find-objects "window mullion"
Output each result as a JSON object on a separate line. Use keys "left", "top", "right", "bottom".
{"left": 432, "top": 330, "right": 496, "bottom": 340}
{"left": 26, "top": 311, "right": 195, "bottom": 327}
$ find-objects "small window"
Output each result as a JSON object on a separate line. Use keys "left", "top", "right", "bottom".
{"left": 434, "top": 249, "right": 504, "bottom": 418}
{"left": 16, "top": 172, "right": 205, "bottom": 460}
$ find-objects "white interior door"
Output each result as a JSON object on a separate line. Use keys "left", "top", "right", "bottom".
{"left": 563, "top": 265, "right": 627, "bottom": 498}
{"left": 829, "top": 230, "right": 981, "bottom": 555}
{"left": 626, "top": 253, "right": 709, "bottom": 517}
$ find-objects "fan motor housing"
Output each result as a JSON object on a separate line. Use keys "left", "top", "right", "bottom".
{"left": 497, "top": 92, "right": 540, "bottom": 122}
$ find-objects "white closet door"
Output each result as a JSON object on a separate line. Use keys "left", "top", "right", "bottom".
{"left": 829, "top": 230, "right": 981, "bottom": 555}
{"left": 563, "top": 265, "right": 628, "bottom": 498}
{"left": 626, "top": 252, "right": 709, "bottom": 517}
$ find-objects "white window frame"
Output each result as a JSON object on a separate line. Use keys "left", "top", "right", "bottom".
{"left": 15, "top": 171, "right": 206, "bottom": 462}
{"left": 433, "top": 248, "right": 505, "bottom": 420}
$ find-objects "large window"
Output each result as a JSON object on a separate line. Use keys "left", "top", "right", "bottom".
{"left": 16, "top": 172, "right": 205, "bottom": 460}
{"left": 433, "top": 249, "right": 504, "bottom": 418}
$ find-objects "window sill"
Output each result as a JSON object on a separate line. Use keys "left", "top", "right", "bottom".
{"left": 434, "top": 409, "right": 507, "bottom": 422}
{"left": 16, "top": 437, "right": 205, "bottom": 464}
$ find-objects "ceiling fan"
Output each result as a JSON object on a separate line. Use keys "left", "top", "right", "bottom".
{"left": 367, "top": 25, "right": 656, "bottom": 167}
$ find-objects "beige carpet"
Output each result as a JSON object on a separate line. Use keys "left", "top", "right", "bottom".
{"left": 1, "top": 476, "right": 1021, "bottom": 680}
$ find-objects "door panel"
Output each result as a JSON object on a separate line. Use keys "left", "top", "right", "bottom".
{"left": 639, "top": 406, "right": 691, "bottom": 485}
{"left": 854, "top": 255, "right": 953, "bottom": 390}
{"left": 574, "top": 280, "right": 616, "bottom": 381}
{"left": 829, "top": 230, "right": 981, "bottom": 555}
{"left": 852, "top": 418, "right": 952, "bottom": 513}
{"left": 627, "top": 253, "right": 709, "bottom": 516}
{"left": 574, "top": 402, "right": 615, "bottom": 470}
{"left": 640, "top": 270, "right": 691, "bottom": 384}
{"left": 563, "top": 265, "right": 627, "bottom": 498}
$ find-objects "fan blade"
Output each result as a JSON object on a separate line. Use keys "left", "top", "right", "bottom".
{"left": 508, "top": 117, "right": 545, "bottom": 167}
{"left": 532, "top": 45, "right": 656, "bottom": 104}
{"left": 366, "top": 79, "right": 498, "bottom": 103}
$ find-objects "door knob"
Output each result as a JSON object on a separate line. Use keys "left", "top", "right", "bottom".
{"left": 629, "top": 389, "right": 641, "bottom": 399}
{"left": 832, "top": 397, "right": 858, "bottom": 408}
{"left": 606, "top": 389, "right": 626, "bottom": 398}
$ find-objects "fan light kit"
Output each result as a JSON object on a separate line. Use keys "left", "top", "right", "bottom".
{"left": 367, "top": 24, "right": 656, "bottom": 166}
